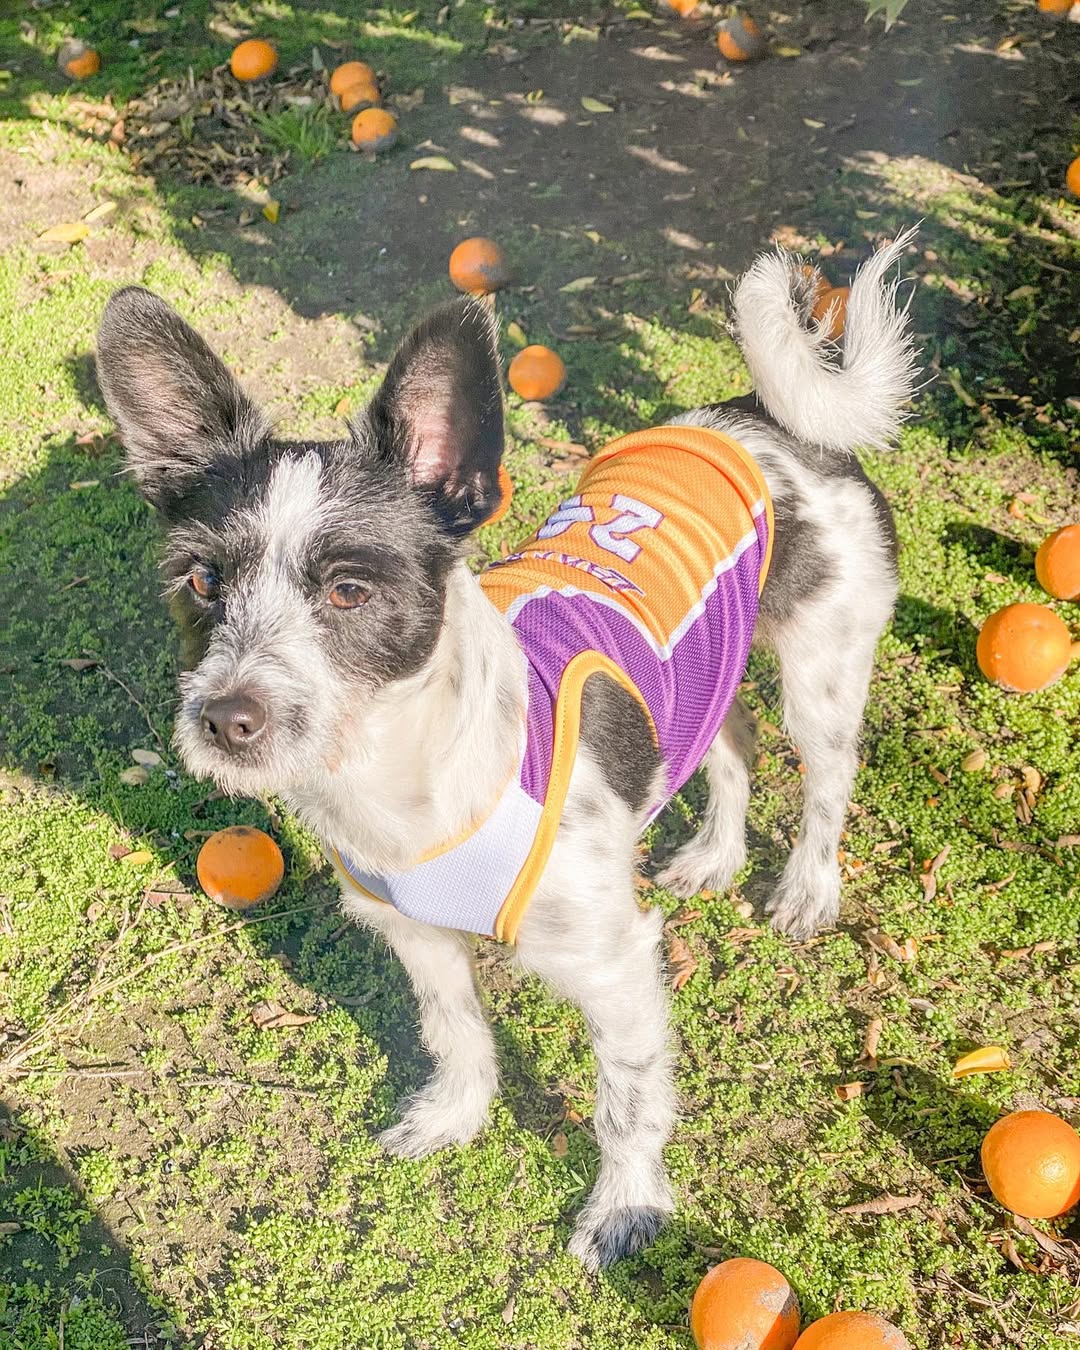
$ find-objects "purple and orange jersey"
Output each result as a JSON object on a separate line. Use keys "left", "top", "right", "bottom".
{"left": 334, "top": 424, "right": 773, "bottom": 941}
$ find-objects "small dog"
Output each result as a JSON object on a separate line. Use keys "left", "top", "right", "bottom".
{"left": 96, "top": 230, "right": 918, "bottom": 1270}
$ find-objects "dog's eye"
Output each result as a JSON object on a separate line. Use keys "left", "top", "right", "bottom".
{"left": 329, "top": 582, "right": 371, "bottom": 610}
{"left": 189, "top": 567, "right": 220, "bottom": 601}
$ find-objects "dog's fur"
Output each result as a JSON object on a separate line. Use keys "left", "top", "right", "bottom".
{"left": 96, "top": 231, "right": 918, "bottom": 1270}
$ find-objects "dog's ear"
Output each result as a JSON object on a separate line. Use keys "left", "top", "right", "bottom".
{"left": 364, "top": 298, "right": 504, "bottom": 536}
{"left": 96, "top": 286, "right": 269, "bottom": 512}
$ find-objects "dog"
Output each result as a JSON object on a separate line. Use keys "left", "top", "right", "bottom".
{"left": 96, "top": 229, "right": 918, "bottom": 1270}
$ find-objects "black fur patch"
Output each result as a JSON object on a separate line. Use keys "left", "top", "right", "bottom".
{"left": 579, "top": 673, "right": 663, "bottom": 813}
{"left": 575, "top": 1205, "right": 668, "bottom": 1268}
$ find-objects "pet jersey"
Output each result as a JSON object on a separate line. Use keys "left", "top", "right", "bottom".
{"left": 333, "top": 423, "right": 773, "bottom": 943}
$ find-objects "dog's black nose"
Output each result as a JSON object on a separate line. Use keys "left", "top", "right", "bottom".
{"left": 200, "top": 694, "right": 267, "bottom": 753}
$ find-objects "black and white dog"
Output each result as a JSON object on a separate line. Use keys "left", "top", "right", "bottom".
{"left": 96, "top": 230, "right": 917, "bottom": 1269}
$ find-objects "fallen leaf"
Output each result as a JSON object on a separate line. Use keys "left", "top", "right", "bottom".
{"left": 262, "top": 200, "right": 280, "bottom": 224}
{"left": 0, "top": 1222, "right": 22, "bottom": 1236}
{"left": 39, "top": 221, "right": 90, "bottom": 244}
{"left": 83, "top": 201, "right": 117, "bottom": 224}
{"left": 855, "top": 1017, "right": 883, "bottom": 1071}
{"left": 118, "top": 850, "right": 154, "bottom": 867}
{"left": 505, "top": 321, "right": 528, "bottom": 348}
{"left": 394, "top": 88, "right": 426, "bottom": 113}
{"left": 131, "top": 748, "right": 162, "bottom": 767}
{"left": 119, "top": 765, "right": 150, "bottom": 787}
{"left": 952, "top": 1046, "right": 1011, "bottom": 1078}
{"left": 774, "top": 45, "right": 802, "bottom": 57}
{"left": 86, "top": 901, "right": 106, "bottom": 922}
{"left": 840, "top": 1193, "right": 920, "bottom": 1216}
{"left": 333, "top": 396, "right": 351, "bottom": 417}
{"left": 560, "top": 276, "right": 597, "bottom": 293}
{"left": 668, "top": 934, "right": 699, "bottom": 991}
{"left": 961, "top": 749, "right": 986, "bottom": 772}
{"left": 835, "top": 1082, "right": 865, "bottom": 1101}
{"left": 580, "top": 96, "right": 614, "bottom": 113}
{"left": 60, "top": 657, "right": 99, "bottom": 672}
{"left": 409, "top": 156, "right": 457, "bottom": 171}
{"left": 865, "top": 928, "right": 915, "bottom": 962}
{"left": 803, "top": 118, "right": 825, "bottom": 128}
{"left": 251, "top": 999, "right": 317, "bottom": 1031}
{"left": 69, "top": 479, "right": 99, "bottom": 490}
{"left": 551, "top": 1131, "right": 569, "bottom": 1158}
{"left": 501, "top": 1294, "right": 516, "bottom": 1324}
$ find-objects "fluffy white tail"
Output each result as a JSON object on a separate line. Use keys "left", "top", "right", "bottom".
{"left": 732, "top": 227, "right": 920, "bottom": 453}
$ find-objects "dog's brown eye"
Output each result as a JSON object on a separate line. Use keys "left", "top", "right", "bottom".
{"left": 329, "top": 582, "right": 371, "bottom": 610}
{"left": 189, "top": 567, "right": 219, "bottom": 601}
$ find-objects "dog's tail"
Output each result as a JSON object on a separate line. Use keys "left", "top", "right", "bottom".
{"left": 732, "top": 227, "right": 920, "bottom": 453}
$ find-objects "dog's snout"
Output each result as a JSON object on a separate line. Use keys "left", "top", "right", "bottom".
{"left": 200, "top": 693, "right": 267, "bottom": 753}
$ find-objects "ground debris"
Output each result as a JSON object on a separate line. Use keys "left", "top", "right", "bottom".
{"left": 839, "top": 1193, "right": 921, "bottom": 1216}
{"left": 250, "top": 1000, "right": 317, "bottom": 1031}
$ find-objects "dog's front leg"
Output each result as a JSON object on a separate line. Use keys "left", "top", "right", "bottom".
{"left": 345, "top": 894, "right": 499, "bottom": 1157}
{"left": 517, "top": 862, "right": 676, "bottom": 1270}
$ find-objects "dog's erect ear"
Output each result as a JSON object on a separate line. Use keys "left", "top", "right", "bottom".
{"left": 96, "top": 286, "right": 269, "bottom": 512}
{"left": 364, "top": 298, "right": 504, "bottom": 536}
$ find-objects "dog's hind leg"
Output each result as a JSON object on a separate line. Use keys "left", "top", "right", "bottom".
{"left": 655, "top": 698, "right": 756, "bottom": 899}
{"left": 346, "top": 896, "right": 499, "bottom": 1157}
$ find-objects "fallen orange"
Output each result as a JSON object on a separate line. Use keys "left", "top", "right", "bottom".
{"left": 811, "top": 285, "right": 850, "bottom": 340}
{"left": 486, "top": 464, "right": 514, "bottom": 527}
{"left": 1067, "top": 157, "right": 1080, "bottom": 198}
{"left": 981, "top": 1110, "right": 1080, "bottom": 1219}
{"left": 691, "top": 1257, "right": 800, "bottom": 1350}
{"left": 508, "top": 345, "right": 566, "bottom": 401}
{"left": 58, "top": 39, "right": 101, "bottom": 79}
{"left": 197, "top": 826, "right": 284, "bottom": 911}
{"left": 449, "top": 237, "right": 512, "bottom": 295}
{"left": 1035, "top": 523, "right": 1080, "bottom": 600}
{"left": 339, "top": 77, "right": 382, "bottom": 113}
{"left": 230, "top": 38, "right": 278, "bottom": 82}
{"left": 975, "top": 602, "right": 1073, "bottom": 692}
{"left": 330, "top": 61, "right": 376, "bottom": 97}
{"left": 717, "top": 13, "right": 765, "bottom": 61}
{"left": 351, "top": 108, "right": 399, "bottom": 152}
{"left": 794, "top": 1311, "right": 911, "bottom": 1348}
{"left": 1038, "top": 0, "right": 1072, "bottom": 12}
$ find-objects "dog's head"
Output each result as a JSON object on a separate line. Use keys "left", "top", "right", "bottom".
{"left": 96, "top": 288, "right": 504, "bottom": 796}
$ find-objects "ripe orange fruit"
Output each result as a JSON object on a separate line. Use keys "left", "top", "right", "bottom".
{"left": 508, "top": 345, "right": 566, "bottom": 401}
{"left": 717, "top": 13, "right": 765, "bottom": 61}
{"left": 811, "top": 285, "right": 849, "bottom": 340}
{"left": 486, "top": 464, "right": 514, "bottom": 527}
{"left": 1067, "top": 157, "right": 1080, "bottom": 198}
{"left": 330, "top": 61, "right": 376, "bottom": 97}
{"left": 794, "top": 1312, "right": 911, "bottom": 1348}
{"left": 230, "top": 38, "right": 278, "bottom": 82}
{"left": 1035, "top": 524, "right": 1080, "bottom": 600}
{"left": 981, "top": 1110, "right": 1080, "bottom": 1219}
{"left": 197, "top": 826, "right": 284, "bottom": 911}
{"left": 691, "top": 1258, "right": 800, "bottom": 1350}
{"left": 58, "top": 40, "right": 101, "bottom": 80}
{"left": 448, "top": 237, "right": 512, "bottom": 295}
{"left": 975, "top": 602, "right": 1073, "bottom": 692}
{"left": 351, "top": 108, "right": 399, "bottom": 152}
{"left": 339, "top": 77, "right": 381, "bottom": 113}
{"left": 1039, "top": 0, "right": 1071, "bottom": 12}
{"left": 664, "top": 0, "right": 700, "bottom": 14}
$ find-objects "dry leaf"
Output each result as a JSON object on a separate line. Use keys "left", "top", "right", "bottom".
{"left": 865, "top": 928, "right": 906, "bottom": 961}
{"left": 119, "top": 765, "right": 150, "bottom": 787}
{"left": 83, "top": 201, "right": 117, "bottom": 224}
{"left": 581, "top": 96, "right": 613, "bottom": 113}
{"left": 668, "top": 934, "right": 698, "bottom": 991}
{"left": 0, "top": 1222, "right": 22, "bottom": 1236}
{"left": 501, "top": 1294, "right": 516, "bottom": 1324}
{"left": 856, "top": 1017, "right": 883, "bottom": 1071}
{"left": 840, "top": 1193, "right": 920, "bottom": 1216}
{"left": 131, "top": 748, "right": 162, "bottom": 767}
{"left": 551, "top": 1131, "right": 569, "bottom": 1158}
{"left": 409, "top": 156, "right": 457, "bottom": 171}
{"left": 69, "top": 480, "right": 99, "bottom": 490}
{"left": 333, "top": 396, "right": 351, "bottom": 417}
{"left": 60, "top": 657, "right": 99, "bottom": 672}
{"left": 961, "top": 749, "right": 986, "bottom": 772}
{"left": 835, "top": 1082, "right": 865, "bottom": 1102}
{"left": 262, "top": 200, "right": 281, "bottom": 224}
{"left": 952, "top": 1046, "right": 1011, "bottom": 1078}
{"left": 118, "top": 850, "right": 154, "bottom": 866}
{"left": 251, "top": 999, "right": 317, "bottom": 1031}
{"left": 774, "top": 45, "right": 802, "bottom": 56}
{"left": 560, "top": 276, "right": 597, "bottom": 293}
{"left": 39, "top": 221, "right": 90, "bottom": 244}
{"left": 506, "top": 321, "right": 528, "bottom": 348}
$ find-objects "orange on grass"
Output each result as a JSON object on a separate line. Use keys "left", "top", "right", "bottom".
{"left": 449, "top": 237, "right": 512, "bottom": 295}
{"left": 717, "top": 14, "right": 765, "bottom": 61}
{"left": 58, "top": 40, "right": 101, "bottom": 79}
{"left": 1067, "top": 157, "right": 1080, "bottom": 198}
{"left": 1035, "top": 524, "right": 1080, "bottom": 600}
{"left": 339, "top": 77, "right": 382, "bottom": 112}
{"left": 664, "top": 0, "right": 700, "bottom": 14}
{"left": 1038, "top": 0, "right": 1072, "bottom": 12}
{"left": 508, "top": 345, "right": 566, "bottom": 401}
{"left": 330, "top": 60, "right": 376, "bottom": 97}
{"left": 230, "top": 38, "right": 278, "bottom": 82}
{"left": 811, "top": 285, "right": 850, "bottom": 340}
{"left": 197, "top": 826, "right": 284, "bottom": 911}
{"left": 486, "top": 464, "right": 514, "bottom": 527}
{"left": 691, "top": 1258, "right": 800, "bottom": 1350}
{"left": 975, "top": 602, "right": 1073, "bottom": 692}
{"left": 794, "top": 1312, "right": 911, "bottom": 1348}
{"left": 981, "top": 1110, "right": 1080, "bottom": 1219}
{"left": 351, "top": 108, "right": 399, "bottom": 152}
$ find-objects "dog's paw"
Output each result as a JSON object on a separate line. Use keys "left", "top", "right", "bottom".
{"left": 655, "top": 836, "right": 746, "bottom": 900}
{"left": 767, "top": 859, "right": 840, "bottom": 939}
{"left": 379, "top": 1080, "right": 491, "bottom": 1160}
{"left": 568, "top": 1203, "right": 670, "bottom": 1272}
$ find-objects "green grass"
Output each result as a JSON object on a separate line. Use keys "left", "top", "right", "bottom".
{"left": 2, "top": 4, "right": 1080, "bottom": 1348}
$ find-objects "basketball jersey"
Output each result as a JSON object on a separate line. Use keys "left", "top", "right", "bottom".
{"left": 332, "top": 424, "right": 773, "bottom": 942}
